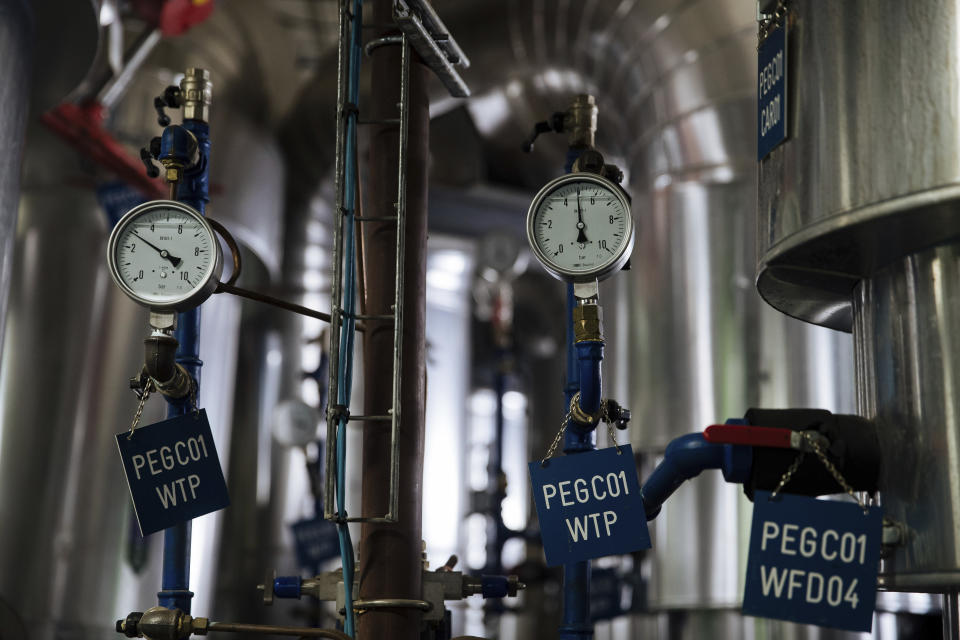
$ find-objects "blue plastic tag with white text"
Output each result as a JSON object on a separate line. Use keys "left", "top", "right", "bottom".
{"left": 743, "top": 490, "right": 881, "bottom": 632}
{"left": 528, "top": 445, "right": 650, "bottom": 566}
{"left": 116, "top": 409, "right": 230, "bottom": 536}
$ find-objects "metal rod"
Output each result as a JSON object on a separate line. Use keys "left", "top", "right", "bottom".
{"left": 348, "top": 414, "right": 391, "bottom": 421}
{"left": 208, "top": 621, "right": 351, "bottom": 640}
{"left": 215, "top": 282, "right": 361, "bottom": 329}
{"left": 364, "top": 34, "right": 403, "bottom": 56}
{"left": 324, "top": 0, "right": 353, "bottom": 520}
{"left": 351, "top": 598, "right": 432, "bottom": 612}
{"left": 355, "top": 215, "right": 399, "bottom": 222}
{"left": 97, "top": 27, "right": 162, "bottom": 108}
{"left": 945, "top": 592, "right": 960, "bottom": 640}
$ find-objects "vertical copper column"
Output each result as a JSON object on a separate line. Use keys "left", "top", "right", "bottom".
{"left": 357, "top": 3, "right": 430, "bottom": 639}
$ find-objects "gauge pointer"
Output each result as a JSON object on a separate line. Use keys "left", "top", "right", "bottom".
{"left": 131, "top": 231, "right": 182, "bottom": 268}
{"left": 576, "top": 191, "right": 589, "bottom": 243}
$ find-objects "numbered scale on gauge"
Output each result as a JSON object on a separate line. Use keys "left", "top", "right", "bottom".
{"left": 107, "top": 200, "right": 223, "bottom": 312}
{"left": 526, "top": 173, "right": 634, "bottom": 283}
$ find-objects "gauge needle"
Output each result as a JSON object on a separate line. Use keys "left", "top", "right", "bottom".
{"left": 576, "top": 191, "right": 588, "bottom": 243}
{"left": 132, "top": 231, "right": 182, "bottom": 268}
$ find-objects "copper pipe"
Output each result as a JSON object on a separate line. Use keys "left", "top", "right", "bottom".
{"left": 357, "top": 2, "right": 430, "bottom": 638}
{"left": 207, "top": 621, "right": 350, "bottom": 640}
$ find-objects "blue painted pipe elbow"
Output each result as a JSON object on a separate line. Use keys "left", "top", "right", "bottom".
{"left": 574, "top": 340, "right": 603, "bottom": 421}
{"left": 640, "top": 433, "right": 752, "bottom": 520}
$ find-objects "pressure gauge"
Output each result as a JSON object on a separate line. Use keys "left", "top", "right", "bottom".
{"left": 107, "top": 200, "right": 223, "bottom": 311}
{"left": 526, "top": 173, "right": 633, "bottom": 283}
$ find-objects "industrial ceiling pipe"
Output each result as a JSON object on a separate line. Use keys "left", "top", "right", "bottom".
{"left": 356, "top": 2, "right": 430, "bottom": 639}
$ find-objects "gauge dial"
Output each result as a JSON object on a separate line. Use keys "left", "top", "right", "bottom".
{"left": 107, "top": 200, "right": 223, "bottom": 311}
{"left": 526, "top": 173, "right": 634, "bottom": 282}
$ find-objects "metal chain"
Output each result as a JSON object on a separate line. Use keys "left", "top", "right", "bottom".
{"left": 189, "top": 379, "right": 200, "bottom": 418}
{"left": 769, "top": 450, "right": 805, "bottom": 499}
{"left": 803, "top": 432, "right": 870, "bottom": 513}
{"left": 758, "top": 0, "right": 788, "bottom": 45}
{"left": 540, "top": 410, "right": 573, "bottom": 466}
{"left": 769, "top": 431, "right": 870, "bottom": 513}
{"left": 127, "top": 379, "right": 155, "bottom": 439}
{"left": 599, "top": 400, "right": 622, "bottom": 455}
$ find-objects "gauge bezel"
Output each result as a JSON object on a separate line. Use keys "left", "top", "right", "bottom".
{"left": 107, "top": 199, "right": 224, "bottom": 312}
{"left": 525, "top": 172, "right": 634, "bottom": 283}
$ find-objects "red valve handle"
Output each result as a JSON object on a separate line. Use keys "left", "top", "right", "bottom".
{"left": 703, "top": 424, "right": 795, "bottom": 449}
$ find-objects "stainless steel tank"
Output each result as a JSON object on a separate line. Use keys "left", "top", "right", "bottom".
{"left": 0, "top": 125, "right": 167, "bottom": 640}
{"left": 756, "top": 0, "right": 960, "bottom": 592}
{"left": 757, "top": 0, "right": 960, "bottom": 332}
{"left": 0, "top": 0, "right": 32, "bottom": 364}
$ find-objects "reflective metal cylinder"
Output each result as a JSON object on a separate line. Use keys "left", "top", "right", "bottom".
{"left": 855, "top": 243, "right": 960, "bottom": 590}
{"left": 757, "top": 0, "right": 960, "bottom": 331}
{"left": 0, "top": 0, "right": 32, "bottom": 362}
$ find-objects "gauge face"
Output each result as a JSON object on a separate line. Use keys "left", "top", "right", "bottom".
{"left": 107, "top": 200, "right": 223, "bottom": 311}
{"left": 526, "top": 173, "right": 634, "bottom": 282}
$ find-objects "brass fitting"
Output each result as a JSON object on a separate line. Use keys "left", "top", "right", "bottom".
{"left": 565, "top": 94, "right": 597, "bottom": 150}
{"left": 573, "top": 302, "right": 603, "bottom": 343}
{"left": 180, "top": 68, "right": 212, "bottom": 123}
{"left": 569, "top": 392, "right": 600, "bottom": 425}
{"left": 137, "top": 607, "right": 194, "bottom": 640}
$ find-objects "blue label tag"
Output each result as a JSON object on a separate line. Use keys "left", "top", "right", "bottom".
{"left": 291, "top": 517, "right": 341, "bottom": 570}
{"left": 528, "top": 445, "right": 650, "bottom": 567}
{"left": 743, "top": 491, "right": 881, "bottom": 632}
{"left": 116, "top": 409, "right": 230, "bottom": 536}
{"left": 758, "top": 23, "right": 788, "bottom": 160}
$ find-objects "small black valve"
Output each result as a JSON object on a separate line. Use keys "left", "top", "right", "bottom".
{"left": 521, "top": 112, "right": 565, "bottom": 153}
{"left": 603, "top": 399, "right": 631, "bottom": 431}
{"left": 139, "top": 148, "right": 159, "bottom": 179}
{"left": 153, "top": 97, "right": 171, "bottom": 127}
{"left": 153, "top": 85, "right": 183, "bottom": 127}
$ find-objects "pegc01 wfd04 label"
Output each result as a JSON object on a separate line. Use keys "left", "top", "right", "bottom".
{"left": 742, "top": 490, "right": 882, "bottom": 632}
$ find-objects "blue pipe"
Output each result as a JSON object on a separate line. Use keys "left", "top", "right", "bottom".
{"left": 559, "top": 141, "right": 597, "bottom": 638}
{"left": 333, "top": 1, "right": 363, "bottom": 635}
{"left": 640, "top": 433, "right": 752, "bottom": 521}
{"left": 156, "top": 118, "right": 210, "bottom": 613}
{"left": 575, "top": 341, "right": 603, "bottom": 418}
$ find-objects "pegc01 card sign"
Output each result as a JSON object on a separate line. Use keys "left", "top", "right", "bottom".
{"left": 529, "top": 445, "right": 650, "bottom": 566}
{"left": 758, "top": 23, "right": 787, "bottom": 160}
{"left": 743, "top": 490, "right": 882, "bottom": 632}
{"left": 116, "top": 409, "right": 230, "bottom": 536}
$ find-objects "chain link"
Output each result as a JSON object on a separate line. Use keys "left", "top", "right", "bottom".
{"left": 769, "top": 431, "right": 870, "bottom": 513}
{"left": 189, "top": 379, "right": 199, "bottom": 418}
{"left": 600, "top": 399, "right": 622, "bottom": 455}
{"left": 540, "top": 409, "right": 572, "bottom": 466}
{"left": 540, "top": 393, "right": 626, "bottom": 465}
{"left": 803, "top": 432, "right": 869, "bottom": 513}
{"left": 127, "top": 378, "right": 155, "bottom": 439}
{"left": 758, "top": 0, "right": 788, "bottom": 46}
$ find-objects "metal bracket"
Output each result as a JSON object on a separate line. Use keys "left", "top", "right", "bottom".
{"left": 392, "top": 0, "right": 470, "bottom": 98}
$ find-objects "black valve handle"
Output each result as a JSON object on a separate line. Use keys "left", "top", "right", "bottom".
{"left": 139, "top": 147, "right": 159, "bottom": 178}
{"left": 521, "top": 112, "right": 565, "bottom": 153}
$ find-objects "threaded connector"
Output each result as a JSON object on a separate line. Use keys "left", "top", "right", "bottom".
{"left": 573, "top": 302, "right": 603, "bottom": 342}
{"left": 181, "top": 68, "right": 212, "bottom": 122}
